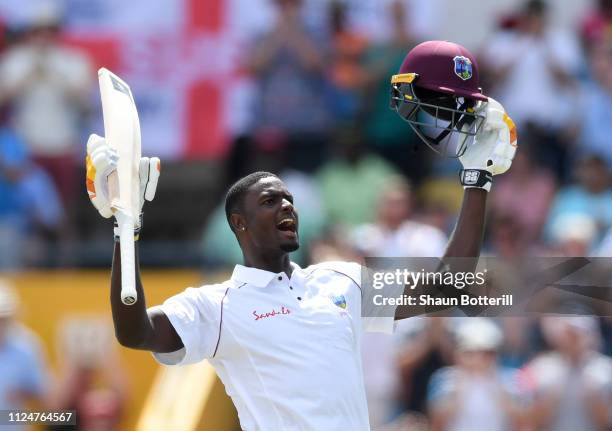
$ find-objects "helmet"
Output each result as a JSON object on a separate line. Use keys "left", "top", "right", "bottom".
{"left": 390, "top": 40, "right": 488, "bottom": 157}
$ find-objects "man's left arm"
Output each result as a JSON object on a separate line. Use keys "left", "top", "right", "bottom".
{"left": 396, "top": 98, "right": 517, "bottom": 319}
{"left": 445, "top": 97, "right": 517, "bottom": 260}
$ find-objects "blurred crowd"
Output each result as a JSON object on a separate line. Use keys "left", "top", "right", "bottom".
{"left": 0, "top": 0, "right": 611, "bottom": 430}
{"left": 1, "top": 279, "right": 611, "bottom": 431}
{"left": 0, "top": 1, "right": 90, "bottom": 268}
{"left": 0, "top": 282, "right": 127, "bottom": 431}
{"left": 365, "top": 315, "right": 612, "bottom": 431}
{"left": 0, "top": 0, "right": 611, "bottom": 266}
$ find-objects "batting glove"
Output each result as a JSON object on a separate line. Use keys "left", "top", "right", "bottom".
{"left": 85, "top": 134, "right": 160, "bottom": 240}
{"left": 459, "top": 97, "right": 517, "bottom": 192}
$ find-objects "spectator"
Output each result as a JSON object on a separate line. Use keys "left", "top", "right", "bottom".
{"left": 486, "top": 214, "right": 531, "bottom": 259}
{"left": 0, "top": 5, "right": 92, "bottom": 210}
{"left": 351, "top": 176, "right": 447, "bottom": 258}
{"left": 51, "top": 317, "right": 128, "bottom": 431}
{"left": 416, "top": 178, "right": 464, "bottom": 234}
{"left": 316, "top": 127, "right": 398, "bottom": 227}
{"left": 580, "top": 0, "right": 612, "bottom": 48}
{"left": 0, "top": 281, "right": 50, "bottom": 429}
{"left": 0, "top": 124, "right": 64, "bottom": 268}
{"left": 341, "top": 0, "right": 440, "bottom": 44}
{"left": 544, "top": 155, "right": 612, "bottom": 245}
{"left": 361, "top": 0, "right": 427, "bottom": 183}
{"left": 362, "top": 318, "right": 432, "bottom": 431}
{"left": 427, "top": 318, "right": 525, "bottom": 431}
{"left": 482, "top": 0, "right": 582, "bottom": 130}
{"left": 498, "top": 317, "right": 538, "bottom": 369}
{"left": 326, "top": 0, "right": 370, "bottom": 121}
{"left": 548, "top": 213, "right": 598, "bottom": 256}
{"left": 526, "top": 316, "right": 612, "bottom": 431}
{"left": 396, "top": 318, "right": 455, "bottom": 416}
{"left": 481, "top": 0, "right": 582, "bottom": 178}
{"left": 574, "top": 36, "right": 612, "bottom": 166}
{"left": 491, "top": 147, "right": 557, "bottom": 244}
{"left": 247, "top": 0, "right": 331, "bottom": 173}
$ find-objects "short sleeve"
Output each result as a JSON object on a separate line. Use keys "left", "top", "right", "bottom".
{"left": 151, "top": 285, "right": 227, "bottom": 366}
{"left": 360, "top": 266, "right": 400, "bottom": 334}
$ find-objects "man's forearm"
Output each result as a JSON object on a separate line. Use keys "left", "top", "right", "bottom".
{"left": 395, "top": 188, "right": 488, "bottom": 320}
{"left": 443, "top": 188, "right": 487, "bottom": 259}
{"left": 110, "top": 242, "right": 154, "bottom": 349}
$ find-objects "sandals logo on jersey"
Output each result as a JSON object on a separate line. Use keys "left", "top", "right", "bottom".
{"left": 331, "top": 295, "right": 347, "bottom": 309}
{"left": 453, "top": 56, "right": 473, "bottom": 81}
{"left": 252, "top": 306, "right": 291, "bottom": 321}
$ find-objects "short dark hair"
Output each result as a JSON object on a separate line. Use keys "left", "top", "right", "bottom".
{"left": 224, "top": 171, "right": 279, "bottom": 231}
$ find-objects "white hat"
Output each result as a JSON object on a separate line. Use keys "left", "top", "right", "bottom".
{"left": 541, "top": 315, "right": 599, "bottom": 341}
{"left": 455, "top": 318, "right": 503, "bottom": 352}
{"left": 0, "top": 281, "right": 19, "bottom": 317}
{"left": 550, "top": 213, "right": 597, "bottom": 245}
{"left": 0, "top": 0, "right": 62, "bottom": 30}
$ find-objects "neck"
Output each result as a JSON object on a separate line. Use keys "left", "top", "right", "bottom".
{"left": 243, "top": 252, "right": 293, "bottom": 277}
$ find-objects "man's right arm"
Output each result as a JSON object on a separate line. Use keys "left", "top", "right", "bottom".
{"left": 86, "top": 134, "right": 178, "bottom": 354}
{"left": 110, "top": 241, "right": 183, "bottom": 353}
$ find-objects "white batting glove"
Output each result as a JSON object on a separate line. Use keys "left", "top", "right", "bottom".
{"left": 85, "top": 134, "right": 160, "bottom": 239}
{"left": 459, "top": 97, "right": 518, "bottom": 192}
{"left": 86, "top": 134, "right": 118, "bottom": 218}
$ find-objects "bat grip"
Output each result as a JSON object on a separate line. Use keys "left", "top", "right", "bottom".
{"left": 116, "top": 210, "right": 137, "bottom": 305}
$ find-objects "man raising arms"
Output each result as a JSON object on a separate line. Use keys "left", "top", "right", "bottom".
{"left": 85, "top": 41, "right": 516, "bottom": 431}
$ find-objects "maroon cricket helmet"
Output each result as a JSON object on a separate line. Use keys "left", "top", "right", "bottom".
{"left": 399, "top": 40, "right": 487, "bottom": 101}
{"left": 390, "top": 40, "right": 488, "bottom": 157}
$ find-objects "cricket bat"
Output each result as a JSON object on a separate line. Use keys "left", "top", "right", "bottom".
{"left": 98, "top": 68, "right": 141, "bottom": 305}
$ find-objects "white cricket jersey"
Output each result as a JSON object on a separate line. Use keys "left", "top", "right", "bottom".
{"left": 152, "top": 261, "right": 393, "bottom": 431}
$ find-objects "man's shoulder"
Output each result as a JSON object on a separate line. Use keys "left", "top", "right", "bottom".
{"left": 303, "top": 261, "right": 363, "bottom": 284}
{"left": 170, "top": 280, "right": 235, "bottom": 305}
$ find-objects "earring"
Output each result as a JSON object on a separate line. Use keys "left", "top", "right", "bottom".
{"left": 240, "top": 226, "right": 246, "bottom": 231}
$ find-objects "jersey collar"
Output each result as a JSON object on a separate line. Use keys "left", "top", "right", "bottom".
{"left": 231, "top": 262, "right": 301, "bottom": 288}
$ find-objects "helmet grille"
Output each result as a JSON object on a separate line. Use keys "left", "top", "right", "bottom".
{"left": 390, "top": 82, "right": 485, "bottom": 157}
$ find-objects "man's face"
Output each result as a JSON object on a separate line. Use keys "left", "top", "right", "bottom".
{"left": 240, "top": 177, "right": 300, "bottom": 254}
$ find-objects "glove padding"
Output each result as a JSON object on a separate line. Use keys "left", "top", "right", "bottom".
{"left": 85, "top": 134, "right": 160, "bottom": 225}
{"left": 459, "top": 97, "right": 517, "bottom": 191}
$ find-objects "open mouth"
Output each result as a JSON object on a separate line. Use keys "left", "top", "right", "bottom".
{"left": 276, "top": 217, "right": 297, "bottom": 233}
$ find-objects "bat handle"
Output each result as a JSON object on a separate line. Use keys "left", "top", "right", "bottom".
{"left": 116, "top": 210, "right": 137, "bottom": 305}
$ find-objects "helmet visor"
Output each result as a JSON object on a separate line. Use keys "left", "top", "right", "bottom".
{"left": 390, "top": 81, "right": 486, "bottom": 157}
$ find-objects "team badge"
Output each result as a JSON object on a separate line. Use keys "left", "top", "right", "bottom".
{"left": 453, "top": 56, "right": 473, "bottom": 81}
{"left": 331, "top": 295, "right": 347, "bottom": 309}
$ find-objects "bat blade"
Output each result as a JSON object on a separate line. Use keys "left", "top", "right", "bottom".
{"left": 98, "top": 68, "right": 142, "bottom": 305}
